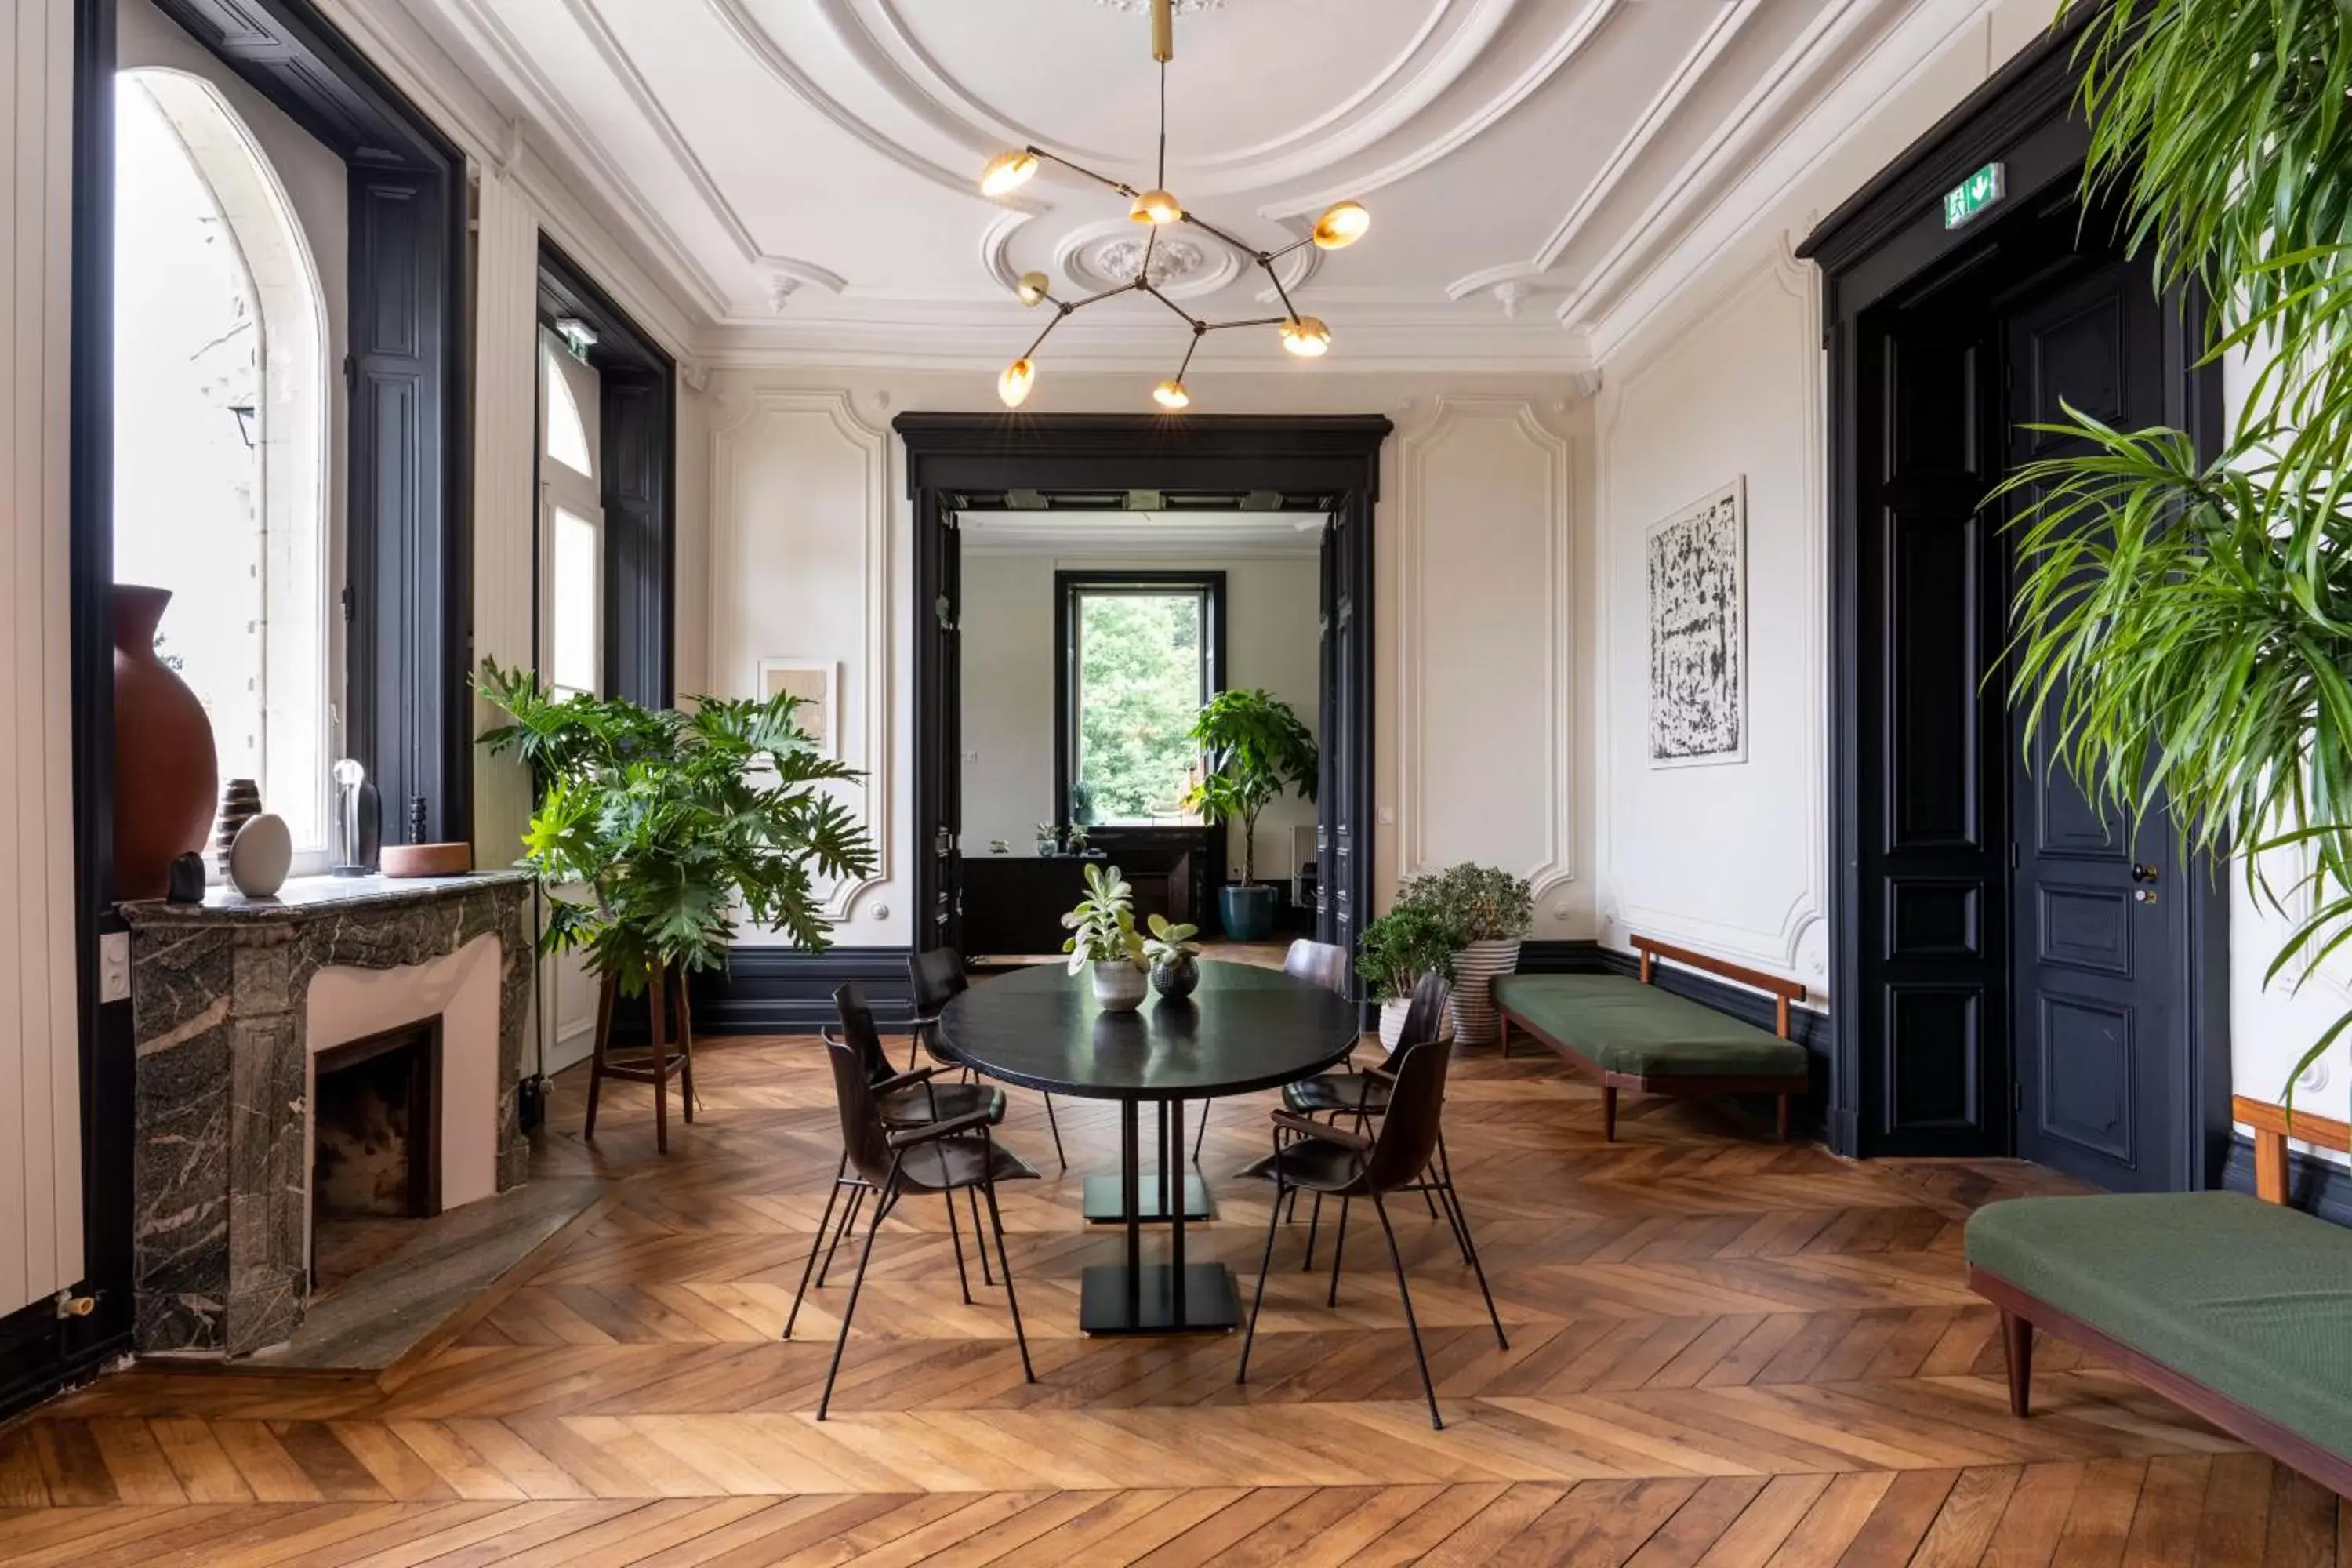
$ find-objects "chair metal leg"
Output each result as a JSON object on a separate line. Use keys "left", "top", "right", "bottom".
{"left": 1434, "top": 1132, "right": 1473, "bottom": 1263}
{"left": 1044, "top": 1094, "right": 1067, "bottom": 1172}
{"left": 1302, "top": 1191, "right": 1323, "bottom": 1270}
{"left": 1327, "top": 1195, "right": 1351, "bottom": 1307}
{"left": 816, "top": 1185, "right": 866, "bottom": 1288}
{"left": 818, "top": 1159, "right": 898, "bottom": 1420}
{"left": 978, "top": 1157, "right": 1034, "bottom": 1383}
{"left": 783, "top": 1152, "right": 848, "bottom": 1340}
{"left": 1370, "top": 1190, "right": 1442, "bottom": 1431}
{"left": 967, "top": 1185, "right": 995, "bottom": 1285}
{"left": 1236, "top": 1173, "right": 1286, "bottom": 1385}
{"left": 1191, "top": 1100, "right": 1210, "bottom": 1162}
{"left": 942, "top": 1174, "right": 975, "bottom": 1305}
{"left": 1450, "top": 1177, "right": 1508, "bottom": 1352}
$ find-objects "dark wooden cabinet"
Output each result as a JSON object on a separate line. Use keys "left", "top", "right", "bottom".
{"left": 963, "top": 829, "right": 1215, "bottom": 957}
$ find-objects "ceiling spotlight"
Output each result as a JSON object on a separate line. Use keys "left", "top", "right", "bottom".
{"left": 1015, "top": 271, "right": 1051, "bottom": 307}
{"left": 1280, "top": 317, "right": 1331, "bottom": 358}
{"left": 1152, "top": 379, "right": 1191, "bottom": 410}
{"left": 999, "top": 358, "right": 1036, "bottom": 408}
{"left": 1312, "top": 201, "right": 1370, "bottom": 249}
{"left": 981, "top": 150, "right": 1039, "bottom": 198}
{"left": 1130, "top": 188, "right": 1183, "bottom": 225}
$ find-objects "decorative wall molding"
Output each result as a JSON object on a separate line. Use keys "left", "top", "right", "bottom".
{"left": 708, "top": 389, "right": 894, "bottom": 922}
{"left": 1393, "top": 397, "right": 1576, "bottom": 903}
{"left": 1593, "top": 237, "right": 1826, "bottom": 979}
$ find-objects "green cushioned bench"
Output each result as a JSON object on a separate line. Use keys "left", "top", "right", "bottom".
{"left": 1494, "top": 935, "right": 1810, "bottom": 1142}
{"left": 1966, "top": 1095, "right": 2352, "bottom": 1497}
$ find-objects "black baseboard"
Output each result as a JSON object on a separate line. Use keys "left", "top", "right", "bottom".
{"left": 687, "top": 946, "right": 916, "bottom": 1035}
{"left": 2220, "top": 1131, "right": 2352, "bottom": 1225}
{"left": 1515, "top": 938, "right": 1835, "bottom": 1137}
{"left": 0, "top": 1294, "right": 129, "bottom": 1426}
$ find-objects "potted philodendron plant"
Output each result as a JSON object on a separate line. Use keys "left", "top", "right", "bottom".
{"left": 1185, "top": 688, "right": 1318, "bottom": 942}
{"left": 1403, "top": 862, "right": 1533, "bottom": 1046}
{"left": 1062, "top": 862, "right": 1149, "bottom": 1011}
{"left": 1142, "top": 913, "right": 1203, "bottom": 1000}
{"left": 1356, "top": 896, "right": 1461, "bottom": 1053}
{"left": 474, "top": 660, "right": 877, "bottom": 1123}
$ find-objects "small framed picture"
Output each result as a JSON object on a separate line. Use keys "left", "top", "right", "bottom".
{"left": 757, "top": 659, "right": 837, "bottom": 759}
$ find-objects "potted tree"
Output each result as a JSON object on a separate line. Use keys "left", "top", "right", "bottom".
{"left": 1404, "top": 862, "right": 1532, "bottom": 1046}
{"left": 1185, "top": 688, "right": 1318, "bottom": 942}
{"left": 1062, "top": 862, "right": 1149, "bottom": 1011}
{"left": 475, "top": 661, "right": 877, "bottom": 1131}
{"left": 1356, "top": 895, "right": 1461, "bottom": 1052}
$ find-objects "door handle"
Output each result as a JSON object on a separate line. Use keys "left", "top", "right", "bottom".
{"left": 2134, "top": 888, "right": 2158, "bottom": 905}
{"left": 2132, "top": 863, "right": 2160, "bottom": 884}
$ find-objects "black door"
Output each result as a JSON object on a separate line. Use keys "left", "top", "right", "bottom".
{"left": 2002, "top": 260, "right": 2192, "bottom": 1191}
{"left": 1318, "top": 500, "right": 1368, "bottom": 957}
{"left": 916, "top": 492, "right": 964, "bottom": 953}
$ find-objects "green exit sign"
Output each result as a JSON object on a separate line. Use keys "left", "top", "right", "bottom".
{"left": 1944, "top": 162, "right": 2005, "bottom": 229}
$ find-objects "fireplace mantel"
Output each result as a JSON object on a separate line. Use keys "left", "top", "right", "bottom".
{"left": 122, "top": 872, "right": 535, "bottom": 1356}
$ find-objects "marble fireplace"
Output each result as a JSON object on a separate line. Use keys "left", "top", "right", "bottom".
{"left": 122, "top": 873, "right": 534, "bottom": 1356}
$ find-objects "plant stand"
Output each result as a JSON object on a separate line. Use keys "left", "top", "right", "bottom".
{"left": 583, "top": 963, "right": 699, "bottom": 1154}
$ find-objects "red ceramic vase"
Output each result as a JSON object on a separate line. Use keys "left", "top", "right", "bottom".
{"left": 113, "top": 585, "right": 219, "bottom": 900}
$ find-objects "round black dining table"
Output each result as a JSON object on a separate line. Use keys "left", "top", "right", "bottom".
{"left": 938, "top": 960, "right": 1360, "bottom": 1334}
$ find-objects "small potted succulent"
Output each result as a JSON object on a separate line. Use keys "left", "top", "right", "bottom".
{"left": 1065, "top": 822, "right": 1092, "bottom": 857}
{"left": 1403, "top": 862, "right": 1534, "bottom": 1046}
{"left": 1062, "top": 862, "right": 1149, "bottom": 1011}
{"left": 1356, "top": 896, "right": 1461, "bottom": 1052}
{"left": 1035, "top": 821, "right": 1062, "bottom": 858}
{"left": 1142, "top": 913, "right": 1203, "bottom": 1000}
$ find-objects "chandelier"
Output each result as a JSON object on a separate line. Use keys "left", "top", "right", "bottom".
{"left": 980, "top": 0, "right": 1370, "bottom": 412}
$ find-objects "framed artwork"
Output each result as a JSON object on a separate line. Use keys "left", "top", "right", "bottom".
{"left": 1646, "top": 480, "right": 1747, "bottom": 767}
{"left": 757, "top": 659, "right": 838, "bottom": 759}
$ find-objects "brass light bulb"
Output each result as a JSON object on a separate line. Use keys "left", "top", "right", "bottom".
{"left": 1130, "top": 189, "right": 1183, "bottom": 225}
{"left": 1152, "top": 379, "right": 1191, "bottom": 410}
{"left": 1279, "top": 317, "right": 1331, "bottom": 358}
{"left": 1015, "top": 271, "right": 1051, "bottom": 307}
{"left": 1312, "top": 201, "right": 1370, "bottom": 249}
{"left": 999, "top": 358, "right": 1036, "bottom": 408}
{"left": 981, "top": 150, "right": 1039, "bottom": 198}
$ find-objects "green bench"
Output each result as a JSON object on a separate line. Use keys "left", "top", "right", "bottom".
{"left": 1966, "top": 1094, "right": 2352, "bottom": 1497}
{"left": 1494, "top": 935, "right": 1810, "bottom": 1141}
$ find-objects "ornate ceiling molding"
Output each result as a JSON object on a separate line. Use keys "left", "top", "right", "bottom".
{"left": 1052, "top": 218, "right": 1243, "bottom": 300}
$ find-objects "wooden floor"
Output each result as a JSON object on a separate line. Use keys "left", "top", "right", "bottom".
{"left": 1, "top": 1034, "right": 2340, "bottom": 1565}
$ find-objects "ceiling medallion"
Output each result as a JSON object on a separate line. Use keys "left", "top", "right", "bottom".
{"left": 1095, "top": 0, "right": 1225, "bottom": 13}
{"left": 1091, "top": 234, "right": 1207, "bottom": 290}
{"left": 981, "top": 0, "right": 1369, "bottom": 412}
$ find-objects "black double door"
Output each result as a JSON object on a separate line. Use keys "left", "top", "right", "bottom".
{"left": 1855, "top": 222, "right": 2198, "bottom": 1189}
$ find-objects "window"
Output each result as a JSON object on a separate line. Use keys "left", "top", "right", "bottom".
{"left": 114, "top": 69, "right": 332, "bottom": 859}
{"left": 1057, "top": 572, "right": 1225, "bottom": 826}
{"left": 540, "top": 336, "right": 604, "bottom": 699}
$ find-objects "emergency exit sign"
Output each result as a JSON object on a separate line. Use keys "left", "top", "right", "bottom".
{"left": 1944, "top": 162, "right": 2005, "bottom": 229}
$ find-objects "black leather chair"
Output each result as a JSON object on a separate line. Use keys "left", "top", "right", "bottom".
{"left": 789, "top": 985, "right": 1038, "bottom": 1419}
{"left": 1191, "top": 938, "right": 1354, "bottom": 1162}
{"left": 785, "top": 982, "right": 1008, "bottom": 1334}
{"left": 1236, "top": 1031, "right": 1507, "bottom": 1430}
{"left": 910, "top": 947, "right": 1065, "bottom": 1171}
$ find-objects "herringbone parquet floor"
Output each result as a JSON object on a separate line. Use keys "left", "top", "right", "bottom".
{"left": 0, "top": 1031, "right": 2340, "bottom": 1565}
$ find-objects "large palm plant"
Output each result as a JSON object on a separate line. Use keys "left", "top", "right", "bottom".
{"left": 2009, "top": 1, "right": 2352, "bottom": 1098}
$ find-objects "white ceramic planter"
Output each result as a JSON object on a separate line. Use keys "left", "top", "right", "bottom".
{"left": 1091, "top": 961, "right": 1148, "bottom": 1012}
{"left": 1378, "top": 997, "right": 1413, "bottom": 1054}
{"left": 1446, "top": 938, "right": 1522, "bottom": 1045}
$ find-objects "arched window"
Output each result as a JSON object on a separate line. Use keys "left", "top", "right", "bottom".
{"left": 114, "top": 69, "right": 331, "bottom": 858}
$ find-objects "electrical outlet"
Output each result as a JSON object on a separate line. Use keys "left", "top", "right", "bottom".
{"left": 100, "top": 931, "right": 130, "bottom": 1004}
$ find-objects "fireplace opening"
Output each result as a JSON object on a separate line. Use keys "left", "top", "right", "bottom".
{"left": 311, "top": 1020, "right": 443, "bottom": 1292}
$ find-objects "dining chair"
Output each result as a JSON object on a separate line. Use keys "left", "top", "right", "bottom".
{"left": 789, "top": 986, "right": 1038, "bottom": 1419}
{"left": 1189, "top": 938, "right": 1353, "bottom": 1162}
{"left": 785, "top": 982, "right": 1009, "bottom": 1334}
{"left": 910, "top": 947, "right": 1066, "bottom": 1171}
{"left": 1236, "top": 1033, "right": 1507, "bottom": 1430}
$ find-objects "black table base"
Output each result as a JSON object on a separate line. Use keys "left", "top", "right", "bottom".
{"left": 1080, "top": 1263, "right": 1239, "bottom": 1334}
{"left": 1081, "top": 1173, "right": 1212, "bottom": 1223}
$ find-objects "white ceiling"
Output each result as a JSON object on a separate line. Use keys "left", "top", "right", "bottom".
{"left": 395, "top": 0, "right": 1967, "bottom": 368}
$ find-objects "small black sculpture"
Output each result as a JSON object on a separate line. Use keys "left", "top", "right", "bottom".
{"left": 165, "top": 851, "right": 206, "bottom": 904}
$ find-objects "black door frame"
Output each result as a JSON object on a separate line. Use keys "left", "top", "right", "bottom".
{"left": 895, "top": 412, "right": 1389, "bottom": 964}
{"left": 1800, "top": 28, "right": 2230, "bottom": 1175}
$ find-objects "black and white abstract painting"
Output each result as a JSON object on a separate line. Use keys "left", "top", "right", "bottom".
{"left": 1647, "top": 481, "right": 1746, "bottom": 765}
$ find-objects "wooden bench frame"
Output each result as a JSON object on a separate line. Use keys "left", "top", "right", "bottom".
{"left": 1496, "top": 934, "right": 1809, "bottom": 1142}
{"left": 1973, "top": 1094, "right": 2352, "bottom": 1499}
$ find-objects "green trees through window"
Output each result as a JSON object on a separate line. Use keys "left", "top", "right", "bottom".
{"left": 1071, "top": 586, "right": 1210, "bottom": 824}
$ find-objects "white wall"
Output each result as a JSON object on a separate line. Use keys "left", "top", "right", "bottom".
{"left": 0, "top": 0, "right": 84, "bottom": 1317}
{"left": 689, "top": 368, "right": 1592, "bottom": 949}
{"left": 957, "top": 550, "right": 1323, "bottom": 875}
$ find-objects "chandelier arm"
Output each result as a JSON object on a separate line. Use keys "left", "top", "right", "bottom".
{"left": 1258, "top": 256, "right": 1303, "bottom": 323}
{"left": 1265, "top": 236, "right": 1313, "bottom": 263}
{"left": 1157, "top": 60, "right": 1168, "bottom": 191}
{"left": 1201, "top": 315, "right": 1290, "bottom": 332}
{"left": 1138, "top": 283, "right": 1200, "bottom": 328}
{"left": 1031, "top": 147, "right": 1140, "bottom": 199}
{"left": 1139, "top": 223, "right": 1157, "bottom": 283}
{"left": 1174, "top": 331, "right": 1201, "bottom": 383}
{"left": 1176, "top": 210, "right": 1257, "bottom": 256}
{"left": 1022, "top": 306, "right": 1073, "bottom": 361}
{"left": 1069, "top": 281, "right": 1142, "bottom": 310}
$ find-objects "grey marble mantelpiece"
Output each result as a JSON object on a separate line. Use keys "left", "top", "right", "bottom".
{"left": 122, "top": 872, "right": 535, "bottom": 1356}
